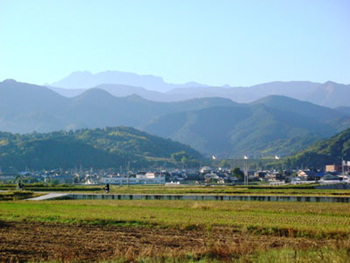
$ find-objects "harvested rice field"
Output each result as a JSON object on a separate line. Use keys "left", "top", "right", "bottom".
{"left": 1, "top": 200, "right": 349, "bottom": 262}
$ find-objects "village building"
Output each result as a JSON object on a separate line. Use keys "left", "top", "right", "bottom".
{"left": 101, "top": 172, "right": 165, "bottom": 185}
{"left": 325, "top": 165, "right": 342, "bottom": 173}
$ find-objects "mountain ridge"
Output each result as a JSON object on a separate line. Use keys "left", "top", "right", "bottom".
{"left": 143, "top": 103, "right": 339, "bottom": 158}
{"left": 51, "top": 70, "right": 207, "bottom": 92}
{"left": 2, "top": 79, "right": 350, "bottom": 157}
{"left": 48, "top": 72, "right": 350, "bottom": 108}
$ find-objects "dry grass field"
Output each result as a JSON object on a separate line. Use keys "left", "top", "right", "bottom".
{"left": 1, "top": 221, "right": 349, "bottom": 263}
{"left": 1, "top": 199, "right": 349, "bottom": 262}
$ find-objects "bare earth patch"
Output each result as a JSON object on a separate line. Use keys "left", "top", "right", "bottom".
{"left": 0, "top": 221, "right": 345, "bottom": 262}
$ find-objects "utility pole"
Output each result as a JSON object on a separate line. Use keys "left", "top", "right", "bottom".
{"left": 244, "top": 160, "right": 248, "bottom": 186}
{"left": 127, "top": 161, "right": 130, "bottom": 187}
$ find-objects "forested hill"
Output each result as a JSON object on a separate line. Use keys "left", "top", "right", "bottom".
{"left": 2, "top": 80, "right": 350, "bottom": 158}
{"left": 0, "top": 127, "right": 202, "bottom": 171}
{"left": 286, "top": 128, "right": 350, "bottom": 169}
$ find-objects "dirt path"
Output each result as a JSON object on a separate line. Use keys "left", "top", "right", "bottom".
{"left": 26, "top": 193, "right": 69, "bottom": 201}
{"left": 0, "top": 221, "right": 340, "bottom": 262}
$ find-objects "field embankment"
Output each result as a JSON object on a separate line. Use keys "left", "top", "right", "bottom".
{"left": 0, "top": 190, "right": 39, "bottom": 201}
{"left": 1, "top": 183, "right": 350, "bottom": 196}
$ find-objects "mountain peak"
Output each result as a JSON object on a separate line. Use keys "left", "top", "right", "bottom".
{"left": 77, "top": 87, "right": 114, "bottom": 97}
{"left": 125, "top": 94, "right": 146, "bottom": 102}
{"left": 2, "top": 79, "right": 17, "bottom": 84}
{"left": 323, "top": 81, "right": 337, "bottom": 85}
{"left": 51, "top": 70, "right": 207, "bottom": 92}
{"left": 70, "top": 70, "right": 93, "bottom": 76}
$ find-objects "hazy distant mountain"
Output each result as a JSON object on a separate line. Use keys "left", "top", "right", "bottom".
{"left": 0, "top": 80, "right": 235, "bottom": 133}
{"left": 307, "top": 81, "right": 350, "bottom": 108}
{"left": 2, "top": 79, "right": 350, "bottom": 157}
{"left": 50, "top": 70, "right": 207, "bottom": 92}
{"left": 63, "top": 88, "right": 237, "bottom": 129}
{"left": 49, "top": 84, "right": 172, "bottom": 101}
{"left": 0, "top": 79, "right": 67, "bottom": 113}
{"left": 335, "top": 106, "right": 350, "bottom": 116}
{"left": 0, "top": 79, "right": 68, "bottom": 133}
{"left": 94, "top": 84, "right": 168, "bottom": 101}
{"left": 166, "top": 81, "right": 321, "bottom": 103}
{"left": 166, "top": 81, "right": 350, "bottom": 108}
{"left": 48, "top": 87, "right": 86, "bottom": 98}
{"left": 50, "top": 75, "right": 350, "bottom": 108}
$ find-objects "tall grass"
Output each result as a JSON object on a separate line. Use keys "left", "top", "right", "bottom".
{"left": 99, "top": 245, "right": 350, "bottom": 263}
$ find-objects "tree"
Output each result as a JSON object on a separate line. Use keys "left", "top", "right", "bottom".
{"left": 171, "top": 151, "right": 189, "bottom": 162}
{"left": 284, "top": 158, "right": 292, "bottom": 170}
{"left": 219, "top": 160, "right": 231, "bottom": 168}
{"left": 232, "top": 167, "right": 244, "bottom": 181}
{"left": 181, "top": 156, "right": 188, "bottom": 167}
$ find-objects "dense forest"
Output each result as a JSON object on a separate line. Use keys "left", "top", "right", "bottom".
{"left": 0, "top": 127, "right": 202, "bottom": 171}
{"left": 284, "top": 128, "right": 350, "bottom": 169}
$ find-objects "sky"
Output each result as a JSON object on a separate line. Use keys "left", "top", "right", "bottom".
{"left": 0, "top": 0, "right": 349, "bottom": 87}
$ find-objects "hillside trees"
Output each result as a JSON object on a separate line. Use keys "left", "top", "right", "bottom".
{"left": 0, "top": 127, "right": 202, "bottom": 171}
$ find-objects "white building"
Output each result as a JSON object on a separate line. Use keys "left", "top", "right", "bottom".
{"left": 200, "top": 166, "right": 212, "bottom": 174}
{"left": 101, "top": 173, "right": 165, "bottom": 185}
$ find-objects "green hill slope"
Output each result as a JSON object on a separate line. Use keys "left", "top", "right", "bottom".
{"left": 253, "top": 95, "right": 350, "bottom": 132}
{"left": 143, "top": 104, "right": 338, "bottom": 158}
{"left": 286, "top": 128, "right": 350, "bottom": 169}
{"left": 0, "top": 127, "right": 202, "bottom": 170}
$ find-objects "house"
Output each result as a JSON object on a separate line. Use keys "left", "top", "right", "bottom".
{"left": 200, "top": 166, "right": 212, "bottom": 174}
{"left": 204, "top": 173, "right": 220, "bottom": 180}
{"left": 255, "top": 171, "right": 268, "bottom": 179}
{"left": 54, "top": 173, "right": 75, "bottom": 184}
{"left": 326, "top": 161, "right": 350, "bottom": 174}
{"left": 307, "top": 172, "right": 326, "bottom": 181}
{"left": 325, "top": 165, "right": 342, "bottom": 173}
{"left": 204, "top": 173, "right": 225, "bottom": 184}
{"left": 184, "top": 172, "right": 201, "bottom": 181}
{"left": 297, "top": 170, "right": 320, "bottom": 180}
{"left": 320, "top": 173, "right": 340, "bottom": 182}
{"left": 340, "top": 175, "right": 350, "bottom": 183}
{"left": 268, "top": 171, "right": 284, "bottom": 180}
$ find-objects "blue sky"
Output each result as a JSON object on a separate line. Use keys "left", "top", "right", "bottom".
{"left": 0, "top": 0, "right": 349, "bottom": 86}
